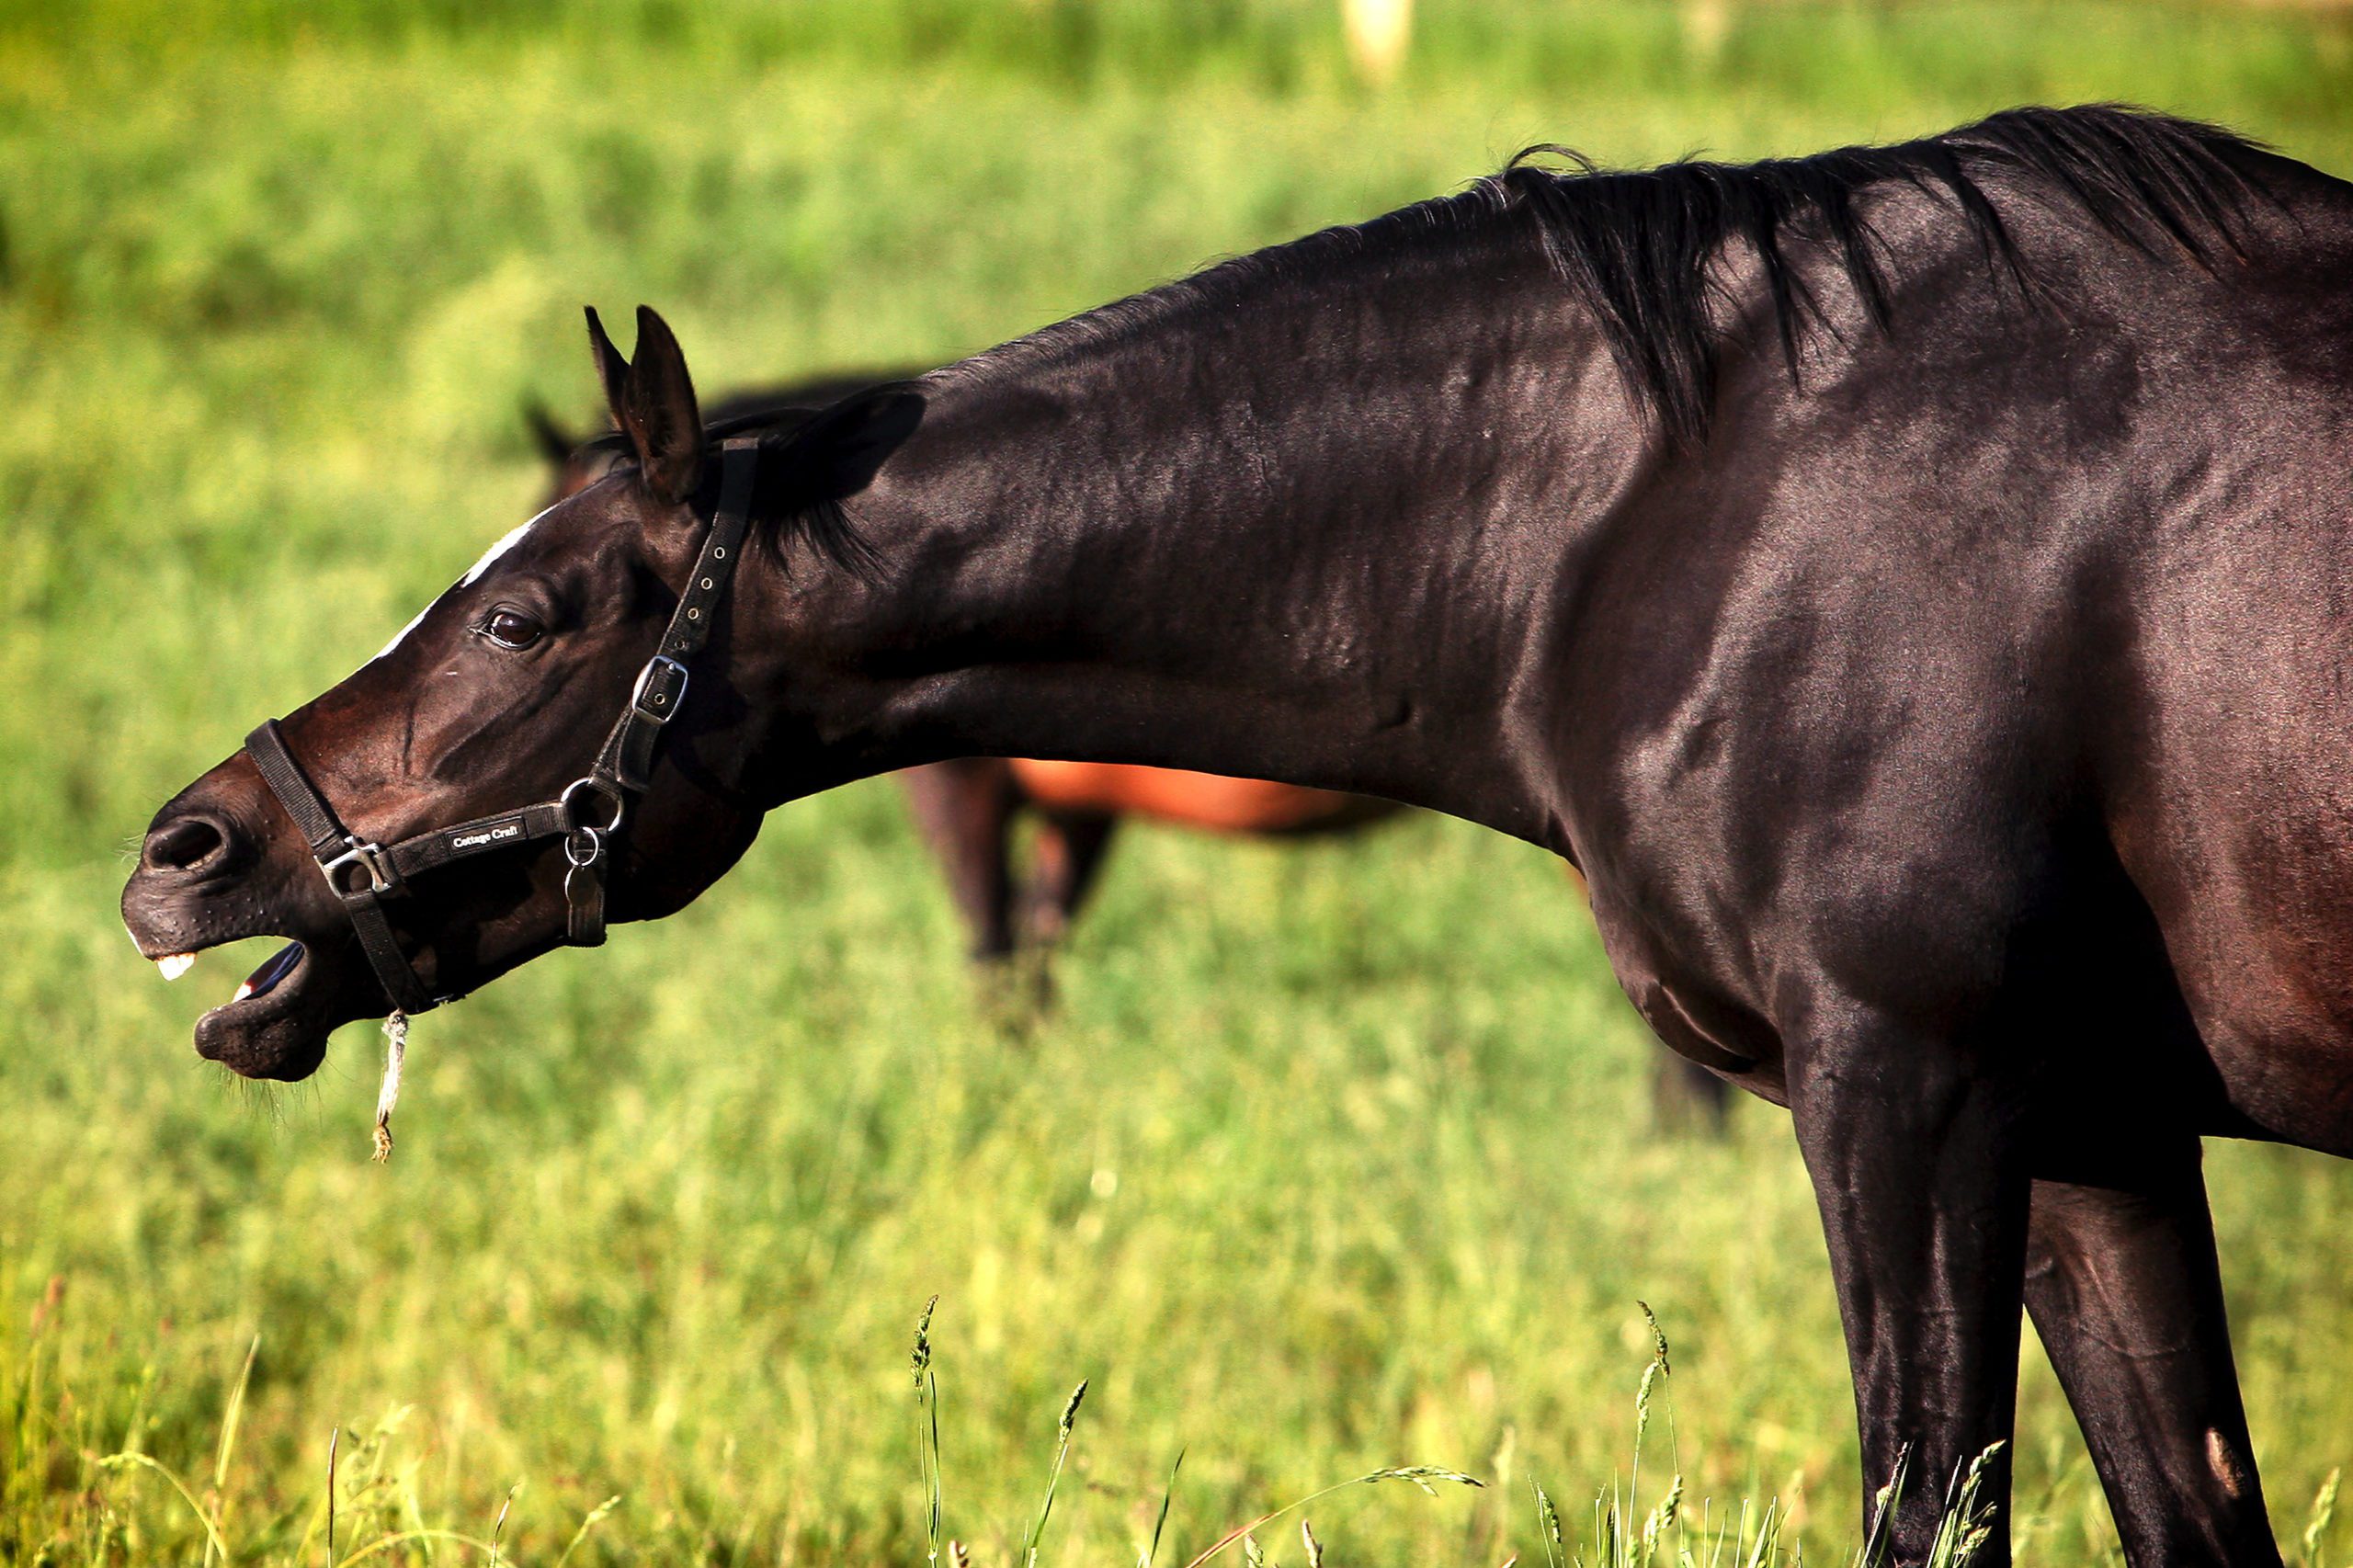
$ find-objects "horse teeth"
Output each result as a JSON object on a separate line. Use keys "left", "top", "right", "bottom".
{"left": 155, "top": 953, "right": 195, "bottom": 981}
{"left": 233, "top": 980, "right": 255, "bottom": 1002}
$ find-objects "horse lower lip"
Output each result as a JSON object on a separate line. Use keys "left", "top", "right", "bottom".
{"left": 237, "top": 942, "right": 304, "bottom": 1002}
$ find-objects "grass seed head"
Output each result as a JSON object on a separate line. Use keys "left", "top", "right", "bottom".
{"left": 1533, "top": 1483, "right": 1565, "bottom": 1568}
{"left": 1859, "top": 1444, "right": 1913, "bottom": 1568}
{"left": 913, "top": 1295, "right": 940, "bottom": 1388}
{"left": 1636, "top": 1302, "right": 1670, "bottom": 1374}
{"left": 1641, "top": 1472, "right": 1682, "bottom": 1556}
{"left": 2302, "top": 1467, "right": 2340, "bottom": 1566}
{"left": 1365, "top": 1467, "right": 1483, "bottom": 1496}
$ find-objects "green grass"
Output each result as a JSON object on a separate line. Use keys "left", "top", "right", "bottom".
{"left": 6, "top": 1, "right": 2353, "bottom": 1562}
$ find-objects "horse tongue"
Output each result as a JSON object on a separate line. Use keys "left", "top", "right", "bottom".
{"left": 235, "top": 942, "right": 304, "bottom": 1003}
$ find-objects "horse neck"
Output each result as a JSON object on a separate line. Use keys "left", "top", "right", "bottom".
{"left": 747, "top": 240, "right": 1639, "bottom": 845}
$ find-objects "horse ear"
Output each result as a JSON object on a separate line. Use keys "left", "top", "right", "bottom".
{"left": 585, "top": 306, "right": 631, "bottom": 428}
{"left": 767, "top": 386, "right": 926, "bottom": 507}
{"left": 619, "top": 305, "right": 704, "bottom": 505}
{"left": 522, "top": 398, "right": 574, "bottom": 467}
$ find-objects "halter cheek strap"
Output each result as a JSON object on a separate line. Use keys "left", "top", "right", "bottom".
{"left": 243, "top": 437, "right": 761, "bottom": 1017}
{"left": 244, "top": 722, "right": 444, "bottom": 1015}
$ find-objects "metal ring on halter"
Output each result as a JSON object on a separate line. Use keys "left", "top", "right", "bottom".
{"left": 560, "top": 777, "right": 627, "bottom": 834}
{"left": 320, "top": 837, "right": 397, "bottom": 898}
{"left": 564, "top": 826, "right": 605, "bottom": 869}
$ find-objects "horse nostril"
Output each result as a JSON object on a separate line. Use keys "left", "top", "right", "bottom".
{"left": 145, "top": 814, "right": 233, "bottom": 874}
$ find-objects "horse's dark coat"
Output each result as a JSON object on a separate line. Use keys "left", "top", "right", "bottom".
{"left": 124, "top": 107, "right": 2353, "bottom": 1566}
{"left": 533, "top": 385, "right": 1427, "bottom": 973}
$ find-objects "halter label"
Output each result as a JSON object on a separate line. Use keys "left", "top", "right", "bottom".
{"left": 449, "top": 818, "right": 526, "bottom": 852}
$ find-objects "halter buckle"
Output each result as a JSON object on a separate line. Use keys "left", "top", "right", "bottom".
{"left": 320, "top": 837, "right": 397, "bottom": 898}
{"left": 631, "top": 655, "right": 689, "bottom": 724}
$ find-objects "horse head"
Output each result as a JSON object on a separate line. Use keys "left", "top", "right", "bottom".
{"left": 119, "top": 307, "right": 921, "bottom": 1079}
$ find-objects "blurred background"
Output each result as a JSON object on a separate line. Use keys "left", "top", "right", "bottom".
{"left": 6, "top": 1, "right": 2353, "bottom": 1562}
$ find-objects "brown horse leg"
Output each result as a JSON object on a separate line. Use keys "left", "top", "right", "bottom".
{"left": 2023, "top": 1150, "right": 2280, "bottom": 1568}
{"left": 895, "top": 759, "right": 1019, "bottom": 960}
{"left": 1023, "top": 809, "right": 1120, "bottom": 947}
{"left": 1791, "top": 1016, "right": 2030, "bottom": 1567}
{"left": 1650, "top": 1051, "right": 1731, "bottom": 1132}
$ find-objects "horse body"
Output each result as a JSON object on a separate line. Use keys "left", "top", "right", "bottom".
{"left": 691, "top": 140, "right": 2353, "bottom": 1559}
{"left": 1522, "top": 163, "right": 2353, "bottom": 1153}
{"left": 2103, "top": 388, "right": 2353, "bottom": 1152}
{"left": 123, "top": 109, "right": 2353, "bottom": 1565}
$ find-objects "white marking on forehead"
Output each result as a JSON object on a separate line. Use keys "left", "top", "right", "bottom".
{"left": 370, "top": 506, "right": 553, "bottom": 664}
{"left": 460, "top": 512, "right": 545, "bottom": 585}
{"left": 373, "top": 601, "right": 437, "bottom": 663}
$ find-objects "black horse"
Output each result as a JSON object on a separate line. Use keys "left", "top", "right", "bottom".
{"left": 123, "top": 106, "right": 2353, "bottom": 1566}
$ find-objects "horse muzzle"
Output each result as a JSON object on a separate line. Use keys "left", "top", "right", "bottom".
{"left": 121, "top": 761, "right": 376, "bottom": 1081}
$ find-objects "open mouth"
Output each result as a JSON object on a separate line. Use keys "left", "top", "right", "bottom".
{"left": 150, "top": 937, "right": 310, "bottom": 1015}
{"left": 140, "top": 930, "right": 342, "bottom": 1081}
{"left": 230, "top": 939, "right": 307, "bottom": 1006}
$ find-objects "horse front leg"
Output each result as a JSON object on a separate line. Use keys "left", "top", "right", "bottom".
{"left": 1790, "top": 1014, "right": 2033, "bottom": 1567}
{"left": 1023, "top": 809, "right": 1120, "bottom": 946}
{"left": 2024, "top": 1142, "right": 2281, "bottom": 1568}
{"left": 895, "top": 759, "right": 1020, "bottom": 960}
{"left": 1651, "top": 1051, "right": 1732, "bottom": 1133}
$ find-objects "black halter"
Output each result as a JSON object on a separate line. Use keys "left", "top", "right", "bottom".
{"left": 243, "top": 437, "right": 761, "bottom": 1017}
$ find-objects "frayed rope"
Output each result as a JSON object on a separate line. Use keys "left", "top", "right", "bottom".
{"left": 372, "top": 1010, "right": 406, "bottom": 1163}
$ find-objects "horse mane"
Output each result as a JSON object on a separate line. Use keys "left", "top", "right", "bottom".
{"left": 1489, "top": 105, "right": 2267, "bottom": 442}
{"left": 948, "top": 105, "right": 2270, "bottom": 446}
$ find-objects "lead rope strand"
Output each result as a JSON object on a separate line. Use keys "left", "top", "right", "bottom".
{"left": 372, "top": 1010, "right": 407, "bottom": 1163}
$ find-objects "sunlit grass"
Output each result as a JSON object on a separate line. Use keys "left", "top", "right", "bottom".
{"left": 10, "top": 1291, "right": 2052, "bottom": 1567}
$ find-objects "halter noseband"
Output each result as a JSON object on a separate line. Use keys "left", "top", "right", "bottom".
{"left": 243, "top": 437, "right": 762, "bottom": 1017}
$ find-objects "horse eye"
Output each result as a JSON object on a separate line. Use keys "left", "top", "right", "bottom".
{"left": 478, "top": 608, "right": 543, "bottom": 651}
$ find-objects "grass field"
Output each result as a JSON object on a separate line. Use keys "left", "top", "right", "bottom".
{"left": 7, "top": 1, "right": 2353, "bottom": 1562}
